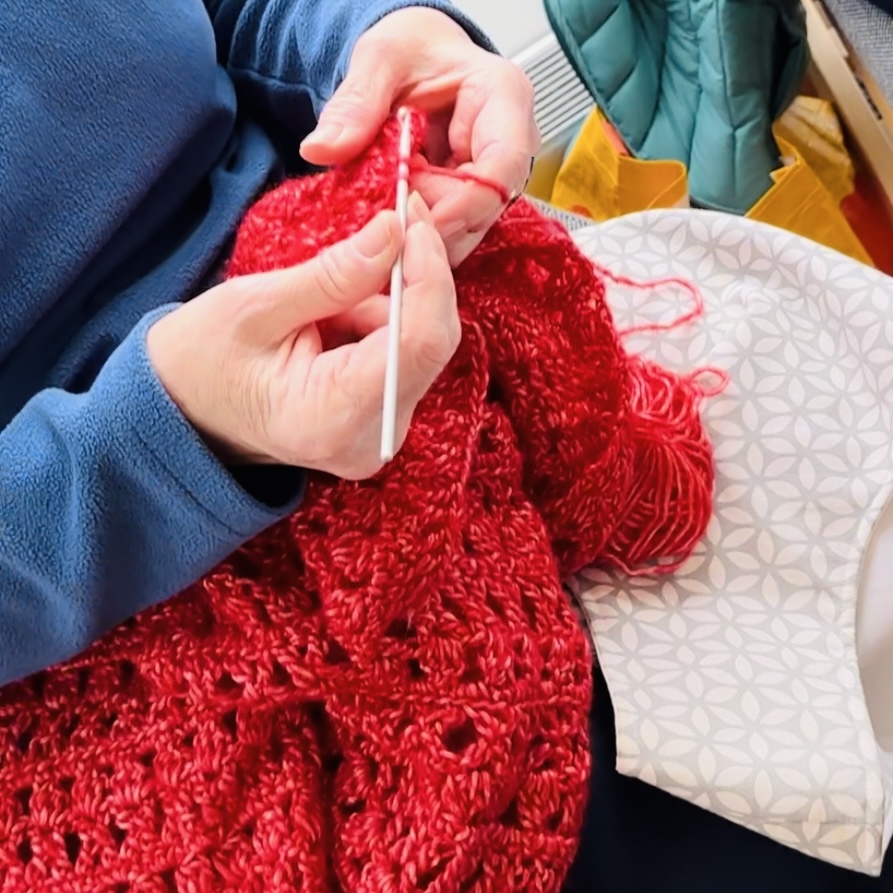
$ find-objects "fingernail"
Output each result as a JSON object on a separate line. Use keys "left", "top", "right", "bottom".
{"left": 408, "top": 193, "right": 438, "bottom": 229}
{"left": 407, "top": 191, "right": 428, "bottom": 220}
{"left": 301, "top": 122, "right": 344, "bottom": 148}
{"left": 354, "top": 215, "right": 395, "bottom": 258}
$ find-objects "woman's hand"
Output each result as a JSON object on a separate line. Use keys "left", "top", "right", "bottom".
{"left": 147, "top": 194, "right": 458, "bottom": 480}
{"left": 299, "top": 7, "right": 540, "bottom": 266}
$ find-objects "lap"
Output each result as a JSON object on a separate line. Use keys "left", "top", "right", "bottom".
{"left": 564, "top": 668, "right": 893, "bottom": 892}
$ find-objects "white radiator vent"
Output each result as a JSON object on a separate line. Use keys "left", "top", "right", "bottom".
{"left": 512, "top": 33, "right": 593, "bottom": 144}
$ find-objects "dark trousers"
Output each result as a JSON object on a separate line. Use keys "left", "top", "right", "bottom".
{"left": 865, "top": 0, "right": 893, "bottom": 15}
{"left": 563, "top": 669, "right": 893, "bottom": 892}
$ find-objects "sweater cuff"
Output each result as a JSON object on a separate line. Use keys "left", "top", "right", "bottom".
{"left": 95, "top": 305, "right": 305, "bottom": 539}
{"left": 353, "top": 1, "right": 499, "bottom": 60}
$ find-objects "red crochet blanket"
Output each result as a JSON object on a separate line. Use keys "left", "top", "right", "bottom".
{"left": 0, "top": 114, "right": 715, "bottom": 893}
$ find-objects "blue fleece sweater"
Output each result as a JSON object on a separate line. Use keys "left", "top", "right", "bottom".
{"left": 0, "top": 0, "right": 485, "bottom": 685}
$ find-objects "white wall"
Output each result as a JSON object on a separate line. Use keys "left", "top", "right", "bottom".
{"left": 451, "top": 0, "right": 551, "bottom": 57}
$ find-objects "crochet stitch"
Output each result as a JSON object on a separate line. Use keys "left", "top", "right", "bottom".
{"left": 0, "top": 112, "right": 716, "bottom": 893}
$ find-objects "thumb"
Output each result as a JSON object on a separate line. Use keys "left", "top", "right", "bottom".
{"left": 300, "top": 49, "right": 403, "bottom": 164}
{"left": 246, "top": 211, "right": 402, "bottom": 339}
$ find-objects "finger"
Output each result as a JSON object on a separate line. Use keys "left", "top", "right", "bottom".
{"left": 449, "top": 63, "right": 540, "bottom": 183}
{"left": 431, "top": 64, "right": 539, "bottom": 231}
{"left": 332, "top": 193, "right": 455, "bottom": 411}
{"left": 308, "top": 196, "right": 455, "bottom": 468}
{"left": 421, "top": 162, "right": 504, "bottom": 226}
{"left": 428, "top": 144, "right": 531, "bottom": 241}
{"left": 300, "top": 44, "right": 405, "bottom": 165}
{"left": 242, "top": 211, "right": 402, "bottom": 339}
{"left": 405, "top": 167, "right": 500, "bottom": 267}
{"left": 320, "top": 295, "right": 391, "bottom": 348}
{"left": 397, "top": 193, "right": 459, "bottom": 402}
{"left": 405, "top": 189, "right": 438, "bottom": 231}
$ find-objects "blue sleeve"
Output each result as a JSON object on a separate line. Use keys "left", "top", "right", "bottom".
{"left": 204, "top": 0, "right": 494, "bottom": 149}
{"left": 0, "top": 307, "right": 303, "bottom": 686}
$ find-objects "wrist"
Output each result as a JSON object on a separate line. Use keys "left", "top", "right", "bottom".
{"left": 360, "top": 7, "right": 471, "bottom": 58}
{"left": 380, "top": 6, "right": 470, "bottom": 34}
{"left": 146, "top": 312, "right": 197, "bottom": 432}
{"left": 146, "top": 311, "right": 256, "bottom": 466}
{"left": 361, "top": 3, "right": 496, "bottom": 54}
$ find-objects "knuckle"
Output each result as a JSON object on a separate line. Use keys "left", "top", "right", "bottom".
{"left": 329, "top": 87, "right": 369, "bottom": 119}
{"left": 343, "top": 457, "right": 385, "bottom": 481}
{"left": 354, "top": 28, "right": 388, "bottom": 55}
{"left": 499, "top": 64, "right": 539, "bottom": 149}
{"left": 417, "top": 314, "right": 461, "bottom": 372}
{"left": 226, "top": 273, "right": 266, "bottom": 312}
{"left": 493, "top": 57, "right": 534, "bottom": 101}
{"left": 531, "top": 125, "right": 543, "bottom": 154}
{"left": 220, "top": 275, "right": 279, "bottom": 334}
{"left": 514, "top": 67, "right": 536, "bottom": 103}
{"left": 314, "top": 246, "right": 355, "bottom": 306}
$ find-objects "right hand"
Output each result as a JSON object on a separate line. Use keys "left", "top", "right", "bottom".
{"left": 147, "top": 193, "right": 459, "bottom": 480}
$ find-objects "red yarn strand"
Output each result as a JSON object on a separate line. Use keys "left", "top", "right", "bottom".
{"left": 588, "top": 260, "right": 707, "bottom": 337}
{"left": 407, "top": 156, "right": 512, "bottom": 204}
{"left": 586, "top": 262, "right": 727, "bottom": 577}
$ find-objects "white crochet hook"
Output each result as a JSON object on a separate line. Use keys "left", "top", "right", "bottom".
{"left": 380, "top": 107, "right": 413, "bottom": 463}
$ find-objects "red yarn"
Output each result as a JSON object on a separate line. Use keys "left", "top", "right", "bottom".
{"left": 589, "top": 258, "right": 716, "bottom": 341}
{"left": 585, "top": 263, "right": 729, "bottom": 574}
{"left": 0, "top": 111, "right": 717, "bottom": 893}
{"left": 407, "top": 156, "right": 512, "bottom": 203}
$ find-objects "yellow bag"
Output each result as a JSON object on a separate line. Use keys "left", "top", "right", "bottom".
{"left": 748, "top": 97, "right": 872, "bottom": 266}
{"left": 549, "top": 99, "right": 872, "bottom": 267}
{"left": 549, "top": 110, "right": 688, "bottom": 222}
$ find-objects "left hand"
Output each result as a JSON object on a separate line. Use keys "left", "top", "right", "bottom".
{"left": 300, "top": 6, "right": 540, "bottom": 266}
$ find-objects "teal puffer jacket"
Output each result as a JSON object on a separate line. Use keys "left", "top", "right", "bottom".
{"left": 543, "top": 0, "right": 810, "bottom": 214}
